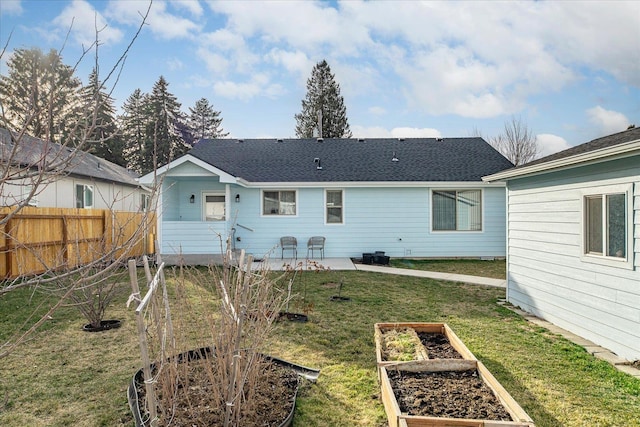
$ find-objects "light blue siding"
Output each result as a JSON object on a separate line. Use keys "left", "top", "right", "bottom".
{"left": 505, "top": 155, "right": 640, "bottom": 361}
{"left": 160, "top": 182, "right": 506, "bottom": 259}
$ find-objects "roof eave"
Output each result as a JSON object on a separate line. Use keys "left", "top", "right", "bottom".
{"left": 139, "top": 154, "right": 239, "bottom": 185}
{"left": 241, "top": 181, "right": 505, "bottom": 188}
{"left": 483, "top": 139, "right": 640, "bottom": 183}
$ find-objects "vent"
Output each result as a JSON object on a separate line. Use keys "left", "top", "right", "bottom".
{"left": 317, "top": 137, "right": 324, "bottom": 142}
{"left": 436, "top": 137, "right": 443, "bottom": 142}
{"left": 276, "top": 138, "right": 283, "bottom": 142}
{"left": 358, "top": 138, "right": 365, "bottom": 142}
{"left": 237, "top": 139, "right": 244, "bottom": 143}
{"left": 392, "top": 151, "right": 399, "bottom": 162}
{"left": 314, "top": 157, "right": 322, "bottom": 170}
{"left": 398, "top": 138, "right": 405, "bottom": 142}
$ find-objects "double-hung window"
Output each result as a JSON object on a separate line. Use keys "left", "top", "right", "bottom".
{"left": 263, "top": 191, "right": 296, "bottom": 215}
{"left": 583, "top": 184, "right": 631, "bottom": 266}
{"left": 76, "top": 184, "right": 94, "bottom": 209}
{"left": 326, "top": 190, "right": 343, "bottom": 224}
{"left": 204, "top": 193, "right": 225, "bottom": 221}
{"left": 432, "top": 189, "right": 482, "bottom": 231}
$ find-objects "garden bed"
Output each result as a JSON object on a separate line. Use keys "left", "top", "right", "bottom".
{"left": 374, "top": 322, "right": 476, "bottom": 375}
{"left": 380, "top": 360, "right": 535, "bottom": 427}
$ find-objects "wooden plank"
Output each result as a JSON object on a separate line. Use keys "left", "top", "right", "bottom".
{"left": 384, "top": 359, "right": 477, "bottom": 373}
{"left": 379, "top": 364, "right": 403, "bottom": 427}
{"left": 476, "top": 361, "right": 534, "bottom": 424}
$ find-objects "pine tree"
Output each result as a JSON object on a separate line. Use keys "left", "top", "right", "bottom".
{"left": 0, "top": 47, "right": 81, "bottom": 143}
{"left": 143, "top": 76, "right": 190, "bottom": 173}
{"left": 188, "top": 98, "right": 229, "bottom": 140}
{"left": 295, "top": 60, "right": 351, "bottom": 138}
{"left": 120, "top": 89, "right": 150, "bottom": 174}
{"left": 80, "top": 69, "right": 124, "bottom": 166}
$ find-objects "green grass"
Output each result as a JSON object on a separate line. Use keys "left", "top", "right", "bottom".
{"left": 1, "top": 265, "right": 638, "bottom": 427}
{"left": 390, "top": 258, "right": 506, "bottom": 279}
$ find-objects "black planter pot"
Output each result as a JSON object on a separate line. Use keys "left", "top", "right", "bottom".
{"left": 128, "top": 347, "right": 320, "bottom": 427}
{"left": 82, "top": 319, "right": 121, "bottom": 332}
{"left": 278, "top": 312, "right": 308, "bottom": 322}
{"left": 329, "top": 295, "right": 351, "bottom": 302}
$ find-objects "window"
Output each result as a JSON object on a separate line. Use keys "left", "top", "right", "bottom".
{"left": 75, "top": 184, "right": 94, "bottom": 208}
{"left": 140, "top": 194, "right": 150, "bottom": 212}
{"left": 585, "top": 192, "right": 627, "bottom": 258}
{"left": 263, "top": 191, "right": 296, "bottom": 215}
{"left": 432, "top": 190, "right": 482, "bottom": 231}
{"left": 326, "top": 190, "right": 343, "bottom": 224}
{"left": 204, "top": 193, "right": 225, "bottom": 221}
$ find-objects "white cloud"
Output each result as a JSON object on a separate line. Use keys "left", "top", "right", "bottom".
{"left": 167, "top": 57, "right": 184, "bottom": 71}
{"left": 1, "top": 0, "right": 23, "bottom": 15}
{"left": 106, "top": 0, "right": 199, "bottom": 39}
{"left": 170, "top": 0, "right": 203, "bottom": 17}
{"left": 536, "top": 134, "right": 572, "bottom": 157}
{"left": 352, "top": 125, "right": 441, "bottom": 139}
{"left": 368, "top": 106, "right": 386, "bottom": 116}
{"left": 587, "top": 106, "right": 630, "bottom": 135}
{"left": 53, "top": 0, "right": 123, "bottom": 47}
{"left": 213, "top": 74, "right": 284, "bottom": 101}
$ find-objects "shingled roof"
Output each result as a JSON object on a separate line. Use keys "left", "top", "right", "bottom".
{"left": 0, "top": 128, "right": 140, "bottom": 187}
{"left": 522, "top": 126, "right": 640, "bottom": 168}
{"left": 188, "top": 137, "right": 513, "bottom": 183}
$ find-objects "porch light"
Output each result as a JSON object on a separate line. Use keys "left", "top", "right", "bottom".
{"left": 235, "top": 194, "right": 240, "bottom": 203}
{"left": 189, "top": 194, "right": 195, "bottom": 204}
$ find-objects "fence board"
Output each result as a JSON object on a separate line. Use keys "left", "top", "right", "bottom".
{"left": 0, "top": 206, "right": 156, "bottom": 278}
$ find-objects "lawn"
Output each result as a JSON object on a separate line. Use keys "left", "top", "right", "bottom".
{"left": 0, "top": 264, "right": 638, "bottom": 427}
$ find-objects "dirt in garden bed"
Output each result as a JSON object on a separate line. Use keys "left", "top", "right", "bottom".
{"left": 417, "top": 332, "right": 464, "bottom": 359}
{"left": 387, "top": 369, "right": 513, "bottom": 421}
{"left": 137, "top": 358, "right": 300, "bottom": 426}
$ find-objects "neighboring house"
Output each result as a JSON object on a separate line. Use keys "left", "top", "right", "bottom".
{"left": 140, "top": 137, "right": 513, "bottom": 261}
{"left": 484, "top": 127, "right": 640, "bottom": 361}
{"left": 0, "top": 128, "right": 149, "bottom": 211}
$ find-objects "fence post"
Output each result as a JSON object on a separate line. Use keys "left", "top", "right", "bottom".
{"left": 128, "top": 259, "right": 158, "bottom": 425}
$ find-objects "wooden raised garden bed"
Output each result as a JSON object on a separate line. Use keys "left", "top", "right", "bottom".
{"left": 375, "top": 323, "right": 534, "bottom": 427}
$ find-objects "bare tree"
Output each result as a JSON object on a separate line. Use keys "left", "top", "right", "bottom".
{"left": 489, "top": 116, "right": 539, "bottom": 166}
{"left": 0, "top": 2, "right": 153, "bottom": 358}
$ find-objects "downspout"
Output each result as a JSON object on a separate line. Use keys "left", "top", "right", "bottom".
{"left": 504, "top": 186, "right": 510, "bottom": 302}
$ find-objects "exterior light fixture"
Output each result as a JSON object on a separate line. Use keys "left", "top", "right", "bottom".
{"left": 235, "top": 194, "right": 240, "bottom": 203}
{"left": 189, "top": 194, "right": 195, "bottom": 203}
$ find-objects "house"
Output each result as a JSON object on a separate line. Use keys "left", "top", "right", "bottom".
{"left": 0, "top": 128, "right": 149, "bottom": 211}
{"left": 483, "top": 127, "right": 640, "bottom": 361}
{"left": 140, "top": 137, "right": 513, "bottom": 262}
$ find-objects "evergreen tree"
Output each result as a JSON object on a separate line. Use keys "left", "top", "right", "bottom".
{"left": 80, "top": 69, "right": 124, "bottom": 166}
{"left": 120, "top": 89, "right": 150, "bottom": 174}
{"left": 143, "top": 76, "right": 190, "bottom": 173}
{"left": 187, "top": 98, "right": 229, "bottom": 140}
{"left": 295, "top": 60, "right": 351, "bottom": 138}
{"left": 0, "top": 47, "right": 81, "bottom": 143}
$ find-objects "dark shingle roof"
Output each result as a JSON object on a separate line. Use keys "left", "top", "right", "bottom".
{"left": 521, "top": 126, "right": 640, "bottom": 168}
{"left": 188, "top": 137, "right": 513, "bottom": 183}
{"left": 0, "top": 128, "right": 140, "bottom": 187}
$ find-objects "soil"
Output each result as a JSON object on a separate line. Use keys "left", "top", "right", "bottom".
{"left": 135, "top": 358, "right": 300, "bottom": 426}
{"left": 387, "top": 369, "right": 513, "bottom": 421}
{"left": 417, "top": 332, "right": 463, "bottom": 359}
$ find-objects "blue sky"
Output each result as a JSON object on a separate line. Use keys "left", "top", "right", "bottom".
{"left": 1, "top": 0, "right": 639, "bottom": 156}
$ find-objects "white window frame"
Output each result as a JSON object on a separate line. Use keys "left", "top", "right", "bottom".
{"left": 430, "top": 189, "right": 483, "bottom": 232}
{"left": 581, "top": 183, "right": 633, "bottom": 270}
{"left": 203, "top": 192, "right": 226, "bottom": 221}
{"left": 261, "top": 190, "right": 298, "bottom": 217}
{"left": 75, "top": 184, "right": 94, "bottom": 209}
{"left": 325, "top": 189, "right": 344, "bottom": 225}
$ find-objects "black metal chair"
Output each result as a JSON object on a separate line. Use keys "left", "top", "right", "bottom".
{"left": 306, "top": 236, "right": 325, "bottom": 259}
{"left": 280, "top": 236, "right": 297, "bottom": 259}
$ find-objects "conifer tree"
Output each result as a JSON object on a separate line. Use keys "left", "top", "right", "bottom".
{"left": 120, "top": 89, "right": 150, "bottom": 174}
{"left": 144, "top": 76, "right": 190, "bottom": 174}
{"left": 295, "top": 60, "right": 351, "bottom": 138}
{"left": 188, "top": 98, "right": 229, "bottom": 140}
{"left": 80, "top": 69, "right": 124, "bottom": 166}
{"left": 0, "top": 47, "right": 81, "bottom": 143}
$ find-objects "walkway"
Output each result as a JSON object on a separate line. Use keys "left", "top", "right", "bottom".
{"left": 253, "top": 257, "right": 639, "bottom": 377}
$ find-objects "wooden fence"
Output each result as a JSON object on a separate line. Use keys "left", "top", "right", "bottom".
{"left": 0, "top": 206, "right": 156, "bottom": 279}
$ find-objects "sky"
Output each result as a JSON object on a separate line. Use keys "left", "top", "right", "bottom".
{"left": 1, "top": 0, "right": 639, "bottom": 157}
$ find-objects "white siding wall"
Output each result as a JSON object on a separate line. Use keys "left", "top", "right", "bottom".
{"left": 160, "top": 184, "right": 507, "bottom": 260}
{"left": 506, "top": 156, "right": 640, "bottom": 361}
{"left": 1, "top": 171, "right": 146, "bottom": 211}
